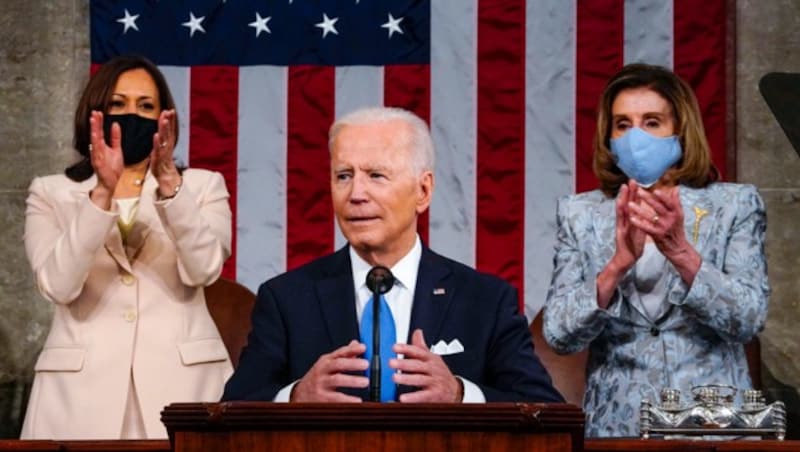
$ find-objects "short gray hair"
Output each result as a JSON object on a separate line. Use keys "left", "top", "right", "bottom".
{"left": 328, "top": 106, "right": 435, "bottom": 175}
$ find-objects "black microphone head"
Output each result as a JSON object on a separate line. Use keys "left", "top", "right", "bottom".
{"left": 366, "top": 266, "right": 395, "bottom": 295}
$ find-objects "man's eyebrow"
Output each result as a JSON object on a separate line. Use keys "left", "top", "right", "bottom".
{"left": 362, "top": 164, "right": 391, "bottom": 172}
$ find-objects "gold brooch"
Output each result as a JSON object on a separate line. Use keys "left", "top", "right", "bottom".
{"left": 692, "top": 206, "right": 709, "bottom": 244}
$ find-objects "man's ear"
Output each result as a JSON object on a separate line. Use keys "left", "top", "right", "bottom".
{"left": 416, "top": 171, "right": 434, "bottom": 214}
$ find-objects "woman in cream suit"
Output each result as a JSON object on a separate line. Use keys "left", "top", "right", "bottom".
{"left": 21, "top": 55, "right": 233, "bottom": 440}
{"left": 543, "top": 64, "right": 769, "bottom": 437}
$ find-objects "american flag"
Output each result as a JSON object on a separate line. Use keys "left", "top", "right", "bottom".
{"left": 90, "top": 0, "right": 731, "bottom": 319}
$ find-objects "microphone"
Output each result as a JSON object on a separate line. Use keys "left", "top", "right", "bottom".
{"left": 365, "top": 266, "right": 395, "bottom": 402}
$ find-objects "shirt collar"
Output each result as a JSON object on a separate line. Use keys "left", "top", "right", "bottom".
{"left": 349, "top": 235, "right": 422, "bottom": 293}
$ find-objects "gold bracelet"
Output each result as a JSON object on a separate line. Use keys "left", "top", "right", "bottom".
{"left": 157, "top": 180, "right": 181, "bottom": 200}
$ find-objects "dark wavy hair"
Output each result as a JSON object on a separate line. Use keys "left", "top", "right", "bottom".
{"left": 593, "top": 63, "right": 719, "bottom": 197}
{"left": 66, "top": 55, "right": 179, "bottom": 182}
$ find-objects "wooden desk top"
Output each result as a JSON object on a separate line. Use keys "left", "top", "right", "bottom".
{"left": 1, "top": 436, "right": 796, "bottom": 451}
{"left": 0, "top": 440, "right": 170, "bottom": 451}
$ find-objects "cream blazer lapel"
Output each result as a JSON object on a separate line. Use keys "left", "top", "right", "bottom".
{"left": 93, "top": 174, "right": 159, "bottom": 274}
{"left": 121, "top": 175, "right": 157, "bottom": 262}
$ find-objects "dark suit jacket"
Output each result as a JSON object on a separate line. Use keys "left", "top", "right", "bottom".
{"left": 222, "top": 246, "right": 564, "bottom": 403}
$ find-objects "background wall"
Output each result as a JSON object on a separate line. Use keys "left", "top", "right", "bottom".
{"left": 0, "top": 0, "right": 798, "bottom": 439}
{"left": 737, "top": 0, "right": 800, "bottom": 436}
{"left": 0, "top": 0, "right": 89, "bottom": 438}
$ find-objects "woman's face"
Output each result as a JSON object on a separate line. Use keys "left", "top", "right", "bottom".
{"left": 107, "top": 68, "right": 161, "bottom": 119}
{"left": 610, "top": 87, "right": 675, "bottom": 139}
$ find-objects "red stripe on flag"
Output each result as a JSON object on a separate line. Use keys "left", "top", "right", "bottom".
{"left": 674, "top": 0, "right": 728, "bottom": 181}
{"left": 286, "top": 66, "right": 335, "bottom": 270}
{"left": 384, "top": 64, "right": 431, "bottom": 245}
{"left": 189, "top": 66, "right": 239, "bottom": 280}
{"left": 575, "top": 0, "right": 624, "bottom": 194}
{"left": 476, "top": 0, "right": 526, "bottom": 312}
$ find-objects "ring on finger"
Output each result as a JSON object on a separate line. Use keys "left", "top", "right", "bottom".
{"left": 652, "top": 214, "right": 660, "bottom": 225}
{"left": 160, "top": 141, "right": 167, "bottom": 149}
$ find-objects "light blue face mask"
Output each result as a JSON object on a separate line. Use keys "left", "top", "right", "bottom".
{"left": 609, "top": 127, "right": 682, "bottom": 187}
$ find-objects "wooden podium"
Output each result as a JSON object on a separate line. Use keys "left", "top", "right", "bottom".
{"left": 162, "top": 402, "right": 584, "bottom": 452}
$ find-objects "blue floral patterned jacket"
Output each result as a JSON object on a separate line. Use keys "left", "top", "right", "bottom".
{"left": 543, "top": 183, "right": 769, "bottom": 437}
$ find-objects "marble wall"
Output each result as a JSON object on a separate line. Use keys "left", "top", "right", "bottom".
{"left": 737, "top": 0, "right": 800, "bottom": 438}
{"left": 0, "top": 0, "right": 798, "bottom": 439}
{"left": 0, "top": 0, "right": 89, "bottom": 437}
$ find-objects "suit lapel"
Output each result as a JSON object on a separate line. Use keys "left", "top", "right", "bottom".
{"left": 408, "top": 248, "right": 454, "bottom": 343}
{"left": 104, "top": 227, "right": 132, "bottom": 274}
{"left": 591, "top": 196, "right": 617, "bottom": 270}
{"left": 99, "top": 174, "right": 162, "bottom": 273}
{"left": 680, "top": 186, "right": 714, "bottom": 252}
{"left": 315, "top": 247, "right": 360, "bottom": 348}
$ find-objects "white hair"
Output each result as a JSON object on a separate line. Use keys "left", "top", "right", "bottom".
{"left": 328, "top": 106, "right": 435, "bottom": 175}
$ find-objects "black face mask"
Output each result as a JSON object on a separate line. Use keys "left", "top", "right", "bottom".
{"left": 103, "top": 113, "right": 158, "bottom": 165}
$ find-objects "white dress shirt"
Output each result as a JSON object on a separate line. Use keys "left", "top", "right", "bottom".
{"left": 351, "top": 236, "right": 420, "bottom": 348}
{"left": 275, "top": 236, "right": 485, "bottom": 402}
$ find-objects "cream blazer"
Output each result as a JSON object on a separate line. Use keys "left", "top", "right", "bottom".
{"left": 20, "top": 169, "right": 234, "bottom": 440}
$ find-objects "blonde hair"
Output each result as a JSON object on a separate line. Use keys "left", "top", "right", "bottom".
{"left": 593, "top": 64, "right": 718, "bottom": 197}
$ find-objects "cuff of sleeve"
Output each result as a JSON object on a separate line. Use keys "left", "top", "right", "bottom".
{"left": 274, "top": 381, "right": 298, "bottom": 402}
{"left": 602, "top": 289, "right": 624, "bottom": 317}
{"left": 153, "top": 179, "right": 186, "bottom": 206}
{"left": 458, "top": 377, "right": 486, "bottom": 403}
{"left": 84, "top": 193, "right": 120, "bottom": 218}
{"left": 77, "top": 195, "right": 118, "bottom": 251}
{"left": 668, "top": 260, "right": 717, "bottom": 308}
{"left": 153, "top": 178, "right": 193, "bottom": 235}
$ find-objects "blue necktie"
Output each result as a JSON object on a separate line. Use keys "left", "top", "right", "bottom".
{"left": 360, "top": 294, "right": 397, "bottom": 402}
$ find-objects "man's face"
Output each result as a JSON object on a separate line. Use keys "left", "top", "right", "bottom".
{"left": 330, "top": 120, "right": 433, "bottom": 265}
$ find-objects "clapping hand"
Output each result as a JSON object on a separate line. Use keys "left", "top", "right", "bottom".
{"left": 88, "top": 110, "right": 124, "bottom": 209}
{"left": 627, "top": 185, "right": 684, "bottom": 252}
{"left": 610, "top": 180, "right": 648, "bottom": 272}
{"left": 150, "top": 109, "right": 182, "bottom": 197}
{"left": 627, "top": 185, "right": 701, "bottom": 284}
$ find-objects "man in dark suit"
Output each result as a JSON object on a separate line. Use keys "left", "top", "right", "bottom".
{"left": 222, "top": 107, "right": 563, "bottom": 403}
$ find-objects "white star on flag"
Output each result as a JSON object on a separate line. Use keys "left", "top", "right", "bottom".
{"left": 315, "top": 13, "right": 339, "bottom": 39}
{"left": 116, "top": 9, "right": 139, "bottom": 34}
{"left": 248, "top": 12, "right": 272, "bottom": 37}
{"left": 381, "top": 13, "right": 403, "bottom": 38}
{"left": 182, "top": 12, "right": 206, "bottom": 37}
